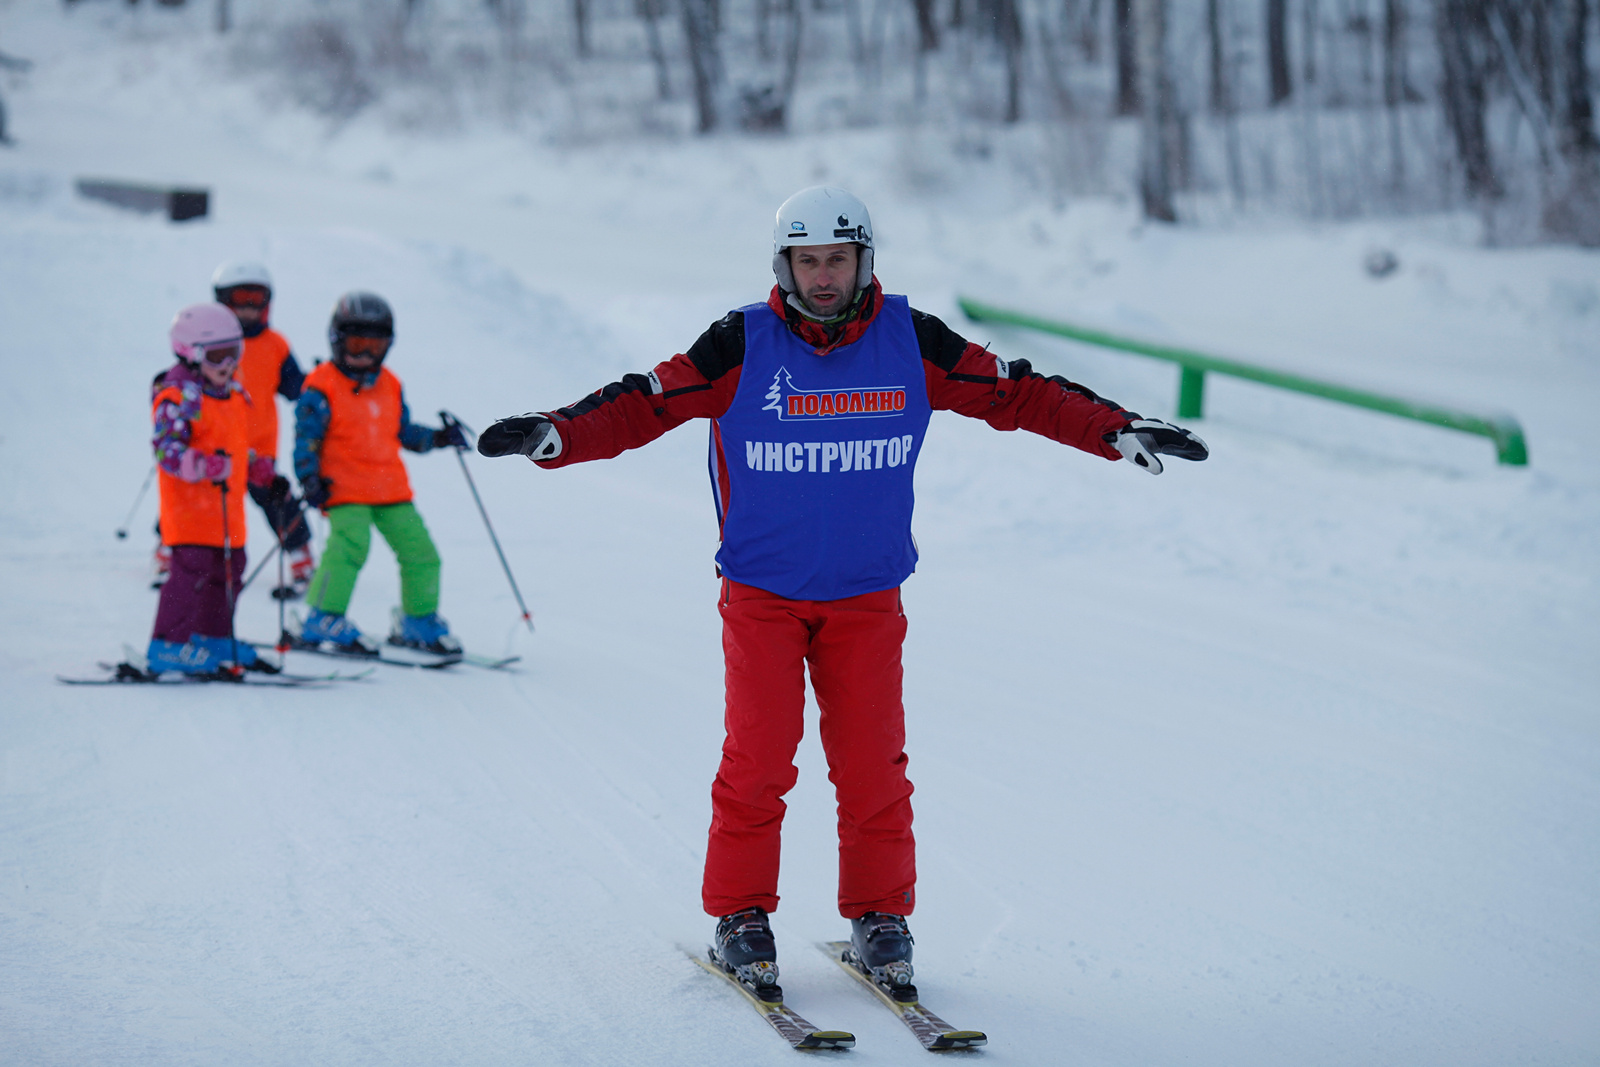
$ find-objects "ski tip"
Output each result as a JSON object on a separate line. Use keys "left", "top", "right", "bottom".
{"left": 797, "top": 1030, "right": 856, "bottom": 1050}
{"left": 930, "top": 1030, "right": 987, "bottom": 1050}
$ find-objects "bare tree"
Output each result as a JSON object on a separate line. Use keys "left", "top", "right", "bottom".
{"left": 1383, "top": 0, "right": 1418, "bottom": 103}
{"left": 638, "top": 0, "right": 671, "bottom": 100}
{"left": 1115, "top": 0, "right": 1139, "bottom": 114}
{"left": 682, "top": 0, "right": 724, "bottom": 132}
{"left": 996, "top": 0, "right": 1024, "bottom": 122}
{"left": 1135, "top": 0, "right": 1177, "bottom": 219}
{"left": 1436, "top": 0, "right": 1499, "bottom": 200}
{"left": 1207, "top": 0, "right": 1229, "bottom": 113}
{"left": 911, "top": 0, "right": 940, "bottom": 52}
{"left": 574, "top": 0, "right": 590, "bottom": 57}
{"left": 1266, "top": 0, "right": 1291, "bottom": 104}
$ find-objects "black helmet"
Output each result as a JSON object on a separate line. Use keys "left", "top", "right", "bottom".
{"left": 328, "top": 290, "right": 395, "bottom": 365}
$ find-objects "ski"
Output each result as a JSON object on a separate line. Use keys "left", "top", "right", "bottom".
{"left": 262, "top": 635, "right": 519, "bottom": 672}
{"left": 689, "top": 947, "right": 855, "bottom": 1051}
{"left": 260, "top": 635, "right": 462, "bottom": 670}
{"left": 820, "top": 942, "right": 986, "bottom": 1052}
{"left": 56, "top": 661, "right": 357, "bottom": 688}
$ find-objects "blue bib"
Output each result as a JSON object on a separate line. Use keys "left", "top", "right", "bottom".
{"left": 710, "top": 296, "right": 931, "bottom": 600}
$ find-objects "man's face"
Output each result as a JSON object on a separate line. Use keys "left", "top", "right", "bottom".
{"left": 789, "top": 243, "right": 859, "bottom": 318}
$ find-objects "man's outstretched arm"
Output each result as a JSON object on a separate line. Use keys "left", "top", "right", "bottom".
{"left": 479, "top": 312, "right": 747, "bottom": 466}
{"left": 913, "top": 308, "right": 1207, "bottom": 471}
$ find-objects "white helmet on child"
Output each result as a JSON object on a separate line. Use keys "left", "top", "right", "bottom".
{"left": 211, "top": 260, "right": 273, "bottom": 298}
{"left": 772, "top": 186, "right": 874, "bottom": 293}
{"left": 169, "top": 302, "right": 244, "bottom": 364}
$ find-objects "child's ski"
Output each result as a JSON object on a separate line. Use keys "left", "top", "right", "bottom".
{"left": 56, "top": 661, "right": 366, "bottom": 687}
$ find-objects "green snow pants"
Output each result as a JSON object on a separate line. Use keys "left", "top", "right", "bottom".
{"left": 306, "top": 502, "right": 441, "bottom": 618}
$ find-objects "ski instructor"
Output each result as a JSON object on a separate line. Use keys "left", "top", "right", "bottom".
{"left": 477, "top": 187, "right": 1208, "bottom": 996}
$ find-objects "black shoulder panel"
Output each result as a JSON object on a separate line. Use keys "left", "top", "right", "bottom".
{"left": 910, "top": 308, "right": 971, "bottom": 372}
{"left": 684, "top": 310, "right": 747, "bottom": 383}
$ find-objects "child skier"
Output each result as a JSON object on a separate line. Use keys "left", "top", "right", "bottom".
{"left": 292, "top": 291, "right": 468, "bottom": 656}
{"left": 211, "top": 260, "right": 317, "bottom": 597}
{"left": 147, "top": 303, "right": 270, "bottom": 675}
{"left": 476, "top": 187, "right": 1208, "bottom": 1000}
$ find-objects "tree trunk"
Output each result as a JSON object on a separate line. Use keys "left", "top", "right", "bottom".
{"left": 912, "top": 0, "right": 940, "bottom": 51}
{"left": 1382, "top": 0, "right": 1414, "bottom": 105}
{"left": 1266, "top": 0, "right": 1291, "bottom": 104}
{"left": 637, "top": 0, "right": 671, "bottom": 99}
{"left": 1207, "top": 0, "right": 1229, "bottom": 113}
{"left": 1115, "top": 0, "right": 1139, "bottom": 115}
{"left": 573, "top": 0, "right": 590, "bottom": 57}
{"left": 998, "top": 0, "right": 1024, "bottom": 122}
{"left": 682, "top": 0, "right": 724, "bottom": 133}
{"left": 1135, "top": 0, "right": 1177, "bottom": 220}
{"left": 1542, "top": 0, "right": 1600, "bottom": 242}
{"left": 1435, "top": 0, "right": 1499, "bottom": 199}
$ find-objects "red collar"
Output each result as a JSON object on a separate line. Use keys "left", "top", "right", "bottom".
{"left": 766, "top": 278, "right": 884, "bottom": 355}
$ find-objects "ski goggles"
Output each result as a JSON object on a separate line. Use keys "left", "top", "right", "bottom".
{"left": 221, "top": 286, "right": 270, "bottom": 309}
{"left": 200, "top": 343, "right": 242, "bottom": 365}
{"left": 341, "top": 335, "right": 392, "bottom": 356}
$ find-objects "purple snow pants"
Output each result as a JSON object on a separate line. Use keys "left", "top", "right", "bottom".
{"left": 151, "top": 545, "right": 246, "bottom": 643}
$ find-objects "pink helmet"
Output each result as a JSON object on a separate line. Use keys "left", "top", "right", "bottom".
{"left": 169, "top": 302, "right": 243, "bottom": 364}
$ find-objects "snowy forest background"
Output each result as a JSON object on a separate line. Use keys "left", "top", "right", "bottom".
{"left": 23, "top": 0, "right": 1599, "bottom": 246}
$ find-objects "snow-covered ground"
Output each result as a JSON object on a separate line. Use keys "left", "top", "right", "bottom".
{"left": 2, "top": 7, "right": 1598, "bottom": 1065}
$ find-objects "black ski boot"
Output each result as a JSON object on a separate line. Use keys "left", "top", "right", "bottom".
{"left": 849, "top": 912, "right": 915, "bottom": 997}
{"left": 712, "top": 907, "right": 780, "bottom": 998}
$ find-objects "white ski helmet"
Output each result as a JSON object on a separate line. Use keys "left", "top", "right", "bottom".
{"left": 772, "top": 186, "right": 874, "bottom": 293}
{"left": 170, "top": 302, "right": 244, "bottom": 364}
{"left": 211, "top": 260, "right": 273, "bottom": 298}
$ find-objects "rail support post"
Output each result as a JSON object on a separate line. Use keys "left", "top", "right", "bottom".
{"left": 1178, "top": 366, "right": 1206, "bottom": 419}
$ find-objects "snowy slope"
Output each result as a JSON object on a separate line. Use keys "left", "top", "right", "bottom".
{"left": 2, "top": 8, "right": 1599, "bottom": 1066}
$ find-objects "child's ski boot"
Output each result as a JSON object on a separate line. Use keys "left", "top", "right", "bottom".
{"left": 300, "top": 608, "right": 380, "bottom": 656}
{"left": 388, "top": 610, "right": 462, "bottom": 656}
{"left": 146, "top": 637, "right": 223, "bottom": 675}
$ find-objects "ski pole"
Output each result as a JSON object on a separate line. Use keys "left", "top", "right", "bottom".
{"left": 218, "top": 461, "right": 240, "bottom": 673}
{"left": 440, "top": 410, "right": 534, "bottom": 632}
{"left": 237, "top": 504, "right": 307, "bottom": 595}
{"left": 116, "top": 463, "right": 158, "bottom": 539}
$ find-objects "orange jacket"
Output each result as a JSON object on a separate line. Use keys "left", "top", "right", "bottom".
{"left": 301, "top": 361, "right": 414, "bottom": 507}
{"left": 153, "top": 381, "right": 250, "bottom": 548}
{"left": 236, "top": 328, "right": 294, "bottom": 461}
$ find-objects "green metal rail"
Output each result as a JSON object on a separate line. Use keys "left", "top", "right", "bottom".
{"left": 958, "top": 297, "right": 1528, "bottom": 466}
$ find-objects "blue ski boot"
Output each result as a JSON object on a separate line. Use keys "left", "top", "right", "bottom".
{"left": 300, "top": 609, "right": 380, "bottom": 656}
{"left": 713, "top": 907, "right": 780, "bottom": 996}
{"left": 849, "top": 912, "right": 915, "bottom": 994}
{"left": 388, "top": 610, "right": 462, "bottom": 656}
{"left": 194, "top": 635, "right": 277, "bottom": 673}
{"left": 146, "top": 637, "right": 223, "bottom": 675}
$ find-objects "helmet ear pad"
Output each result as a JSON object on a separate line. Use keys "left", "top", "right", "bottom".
{"left": 772, "top": 245, "right": 873, "bottom": 295}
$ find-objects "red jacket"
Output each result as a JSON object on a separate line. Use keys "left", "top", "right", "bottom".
{"left": 536, "top": 280, "right": 1135, "bottom": 471}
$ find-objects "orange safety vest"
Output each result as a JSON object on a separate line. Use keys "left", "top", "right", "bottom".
{"left": 303, "top": 361, "right": 414, "bottom": 508}
{"left": 153, "top": 383, "right": 250, "bottom": 549}
{"left": 236, "top": 328, "right": 293, "bottom": 461}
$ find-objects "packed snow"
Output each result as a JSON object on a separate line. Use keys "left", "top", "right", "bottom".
{"left": 1, "top": 7, "right": 1597, "bottom": 1066}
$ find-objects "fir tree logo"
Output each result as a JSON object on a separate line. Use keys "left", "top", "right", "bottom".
{"left": 763, "top": 367, "right": 794, "bottom": 416}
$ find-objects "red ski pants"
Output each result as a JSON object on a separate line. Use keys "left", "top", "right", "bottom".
{"left": 702, "top": 579, "right": 916, "bottom": 920}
